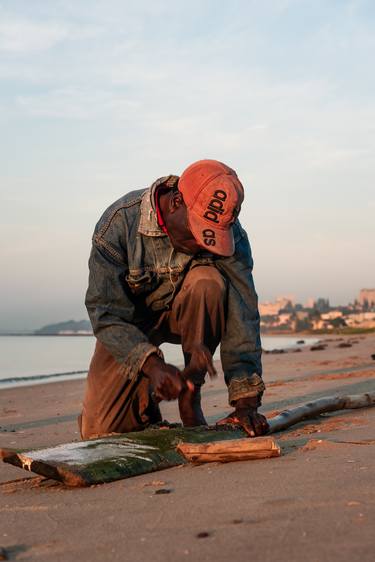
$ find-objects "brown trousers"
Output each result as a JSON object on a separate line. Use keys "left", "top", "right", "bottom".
{"left": 79, "top": 266, "right": 226, "bottom": 439}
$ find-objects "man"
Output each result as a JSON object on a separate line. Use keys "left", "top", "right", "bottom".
{"left": 80, "top": 159, "right": 268, "bottom": 439}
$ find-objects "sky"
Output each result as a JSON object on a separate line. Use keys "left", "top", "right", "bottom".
{"left": 0, "top": 0, "right": 374, "bottom": 331}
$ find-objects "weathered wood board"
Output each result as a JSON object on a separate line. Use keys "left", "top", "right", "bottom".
{"left": 2, "top": 391, "right": 373, "bottom": 487}
{"left": 1, "top": 426, "right": 248, "bottom": 487}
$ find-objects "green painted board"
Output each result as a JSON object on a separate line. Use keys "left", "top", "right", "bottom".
{"left": 1, "top": 425, "right": 247, "bottom": 487}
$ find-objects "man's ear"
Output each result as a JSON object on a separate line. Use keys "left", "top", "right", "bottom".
{"left": 169, "top": 190, "right": 184, "bottom": 212}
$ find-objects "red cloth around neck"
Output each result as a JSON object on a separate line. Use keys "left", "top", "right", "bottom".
{"left": 155, "top": 187, "right": 168, "bottom": 234}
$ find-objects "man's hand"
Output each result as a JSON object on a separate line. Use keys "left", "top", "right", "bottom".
{"left": 183, "top": 344, "right": 217, "bottom": 380}
{"left": 142, "top": 354, "right": 194, "bottom": 402}
{"left": 216, "top": 397, "right": 269, "bottom": 437}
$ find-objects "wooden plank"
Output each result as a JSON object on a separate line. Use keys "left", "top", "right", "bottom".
{"left": 177, "top": 436, "right": 280, "bottom": 463}
{"left": 1, "top": 426, "right": 247, "bottom": 487}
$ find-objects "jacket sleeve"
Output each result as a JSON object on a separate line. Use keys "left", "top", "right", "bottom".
{"left": 215, "top": 222, "right": 265, "bottom": 406}
{"left": 85, "top": 219, "right": 162, "bottom": 381}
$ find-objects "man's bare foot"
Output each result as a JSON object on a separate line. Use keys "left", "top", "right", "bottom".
{"left": 178, "top": 385, "right": 207, "bottom": 426}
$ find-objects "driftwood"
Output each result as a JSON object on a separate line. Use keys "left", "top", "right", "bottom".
{"left": 0, "top": 426, "right": 248, "bottom": 486}
{"left": 267, "top": 391, "right": 375, "bottom": 434}
{"left": 1, "top": 391, "right": 374, "bottom": 485}
{"left": 177, "top": 436, "right": 280, "bottom": 463}
{"left": 176, "top": 391, "right": 375, "bottom": 464}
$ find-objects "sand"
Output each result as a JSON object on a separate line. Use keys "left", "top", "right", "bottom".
{"left": 1, "top": 334, "right": 375, "bottom": 562}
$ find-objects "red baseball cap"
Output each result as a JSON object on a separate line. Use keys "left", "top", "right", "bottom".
{"left": 178, "top": 159, "right": 244, "bottom": 257}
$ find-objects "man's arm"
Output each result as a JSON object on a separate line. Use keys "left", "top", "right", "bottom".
{"left": 214, "top": 221, "right": 268, "bottom": 436}
{"left": 86, "top": 205, "right": 189, "bottom": 400}
{"left": 85, "top": 241, "right": 162, "bottom": 379}
{"left": 86, "top": 228, "right": 189, "bottom": 399}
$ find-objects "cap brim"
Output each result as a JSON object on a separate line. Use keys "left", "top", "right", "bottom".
{"left": 187, "top": 210, "right": 235, "bottom": 257}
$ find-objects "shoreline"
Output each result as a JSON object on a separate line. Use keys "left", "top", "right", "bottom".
{"left": 0, "top": 335, "right": 320, "bottom": 391}
{"left": 0, "top": 370, "right": 88, "bottom": 390}
{"left": 2, "top": 326, "right": 375, "bottom": 337}
{"left": 1, "top": 332, "right": 374, "bottom": 432}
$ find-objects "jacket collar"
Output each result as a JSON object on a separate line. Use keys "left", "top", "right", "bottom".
{"left": 138, "top": 175, "right": 179, "bottom": 237}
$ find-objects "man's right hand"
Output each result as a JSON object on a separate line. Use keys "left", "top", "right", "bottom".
{"left": 142, "top": 354, "right": 194, "bottom": 401}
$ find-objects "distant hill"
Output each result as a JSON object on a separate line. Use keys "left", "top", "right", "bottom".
{"left": 35, "top": 319, "right": 93, "bottom": 335}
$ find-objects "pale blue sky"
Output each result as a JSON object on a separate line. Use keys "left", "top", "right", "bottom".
{"left": 1, "top": 0, "right": 374, "bottom": 330}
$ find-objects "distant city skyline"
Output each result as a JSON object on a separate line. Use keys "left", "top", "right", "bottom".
{"left": 1, "top": 1, "right": 374, "bottom": 330}
{"left": 261, "top": 288, "right": 375, "bottom": 308}
{"left": 1, "top": 288, "right": 373, "bottom": 334}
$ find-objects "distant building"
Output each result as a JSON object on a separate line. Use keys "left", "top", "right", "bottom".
{"left": 305, "top": 298, "right": 315, "bottom": 309}
{"left": 305, "top": 297, "right": 330, "bottom": 312}
{"left": 278, "top": 313, "right": 293, "bottom": 326}
{"left": 259, "top": 297, "right": 294, "bottom": 316}
{"left": 314, "top": 298, "right": 330, "bottom": 313}
{"left": 345, "top": 312, "right": 375, "bottom": 329}
{"left": 292, "top": 310, "right": 312, "bottom": 332}
{"left": 260, "top": 289, "right": 375, "bottom": 332}
{"left": 359, "top": 289, "right": 375, "bottom": 308}
{"left": 321, "top": 311, "right": 343, "bottom": 320}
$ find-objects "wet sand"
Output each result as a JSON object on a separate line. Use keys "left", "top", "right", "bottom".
{"left": 1, "top": 334, "right": 375, "bottom": 561}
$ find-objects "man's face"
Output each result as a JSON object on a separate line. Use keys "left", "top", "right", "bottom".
{"left": 164, "top": 192, "right": 203, "bottom": 255}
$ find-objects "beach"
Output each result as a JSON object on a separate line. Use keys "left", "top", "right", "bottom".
{"left": 1, "top": 333, "right": 374, "bottom": 562}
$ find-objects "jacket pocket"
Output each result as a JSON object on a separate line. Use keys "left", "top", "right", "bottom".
{"left": 125, "top": 270, "right": 157, "bottom": 296}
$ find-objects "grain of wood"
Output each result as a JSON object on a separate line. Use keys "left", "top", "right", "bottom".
{"left": 176, "top": 436, "right": 281, "bottom": 463}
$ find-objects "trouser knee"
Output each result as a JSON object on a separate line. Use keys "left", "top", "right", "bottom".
{"left": 185, "top": 266, "right": 226, "bottom": 305}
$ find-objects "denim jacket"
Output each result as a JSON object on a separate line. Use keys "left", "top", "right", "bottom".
{"left": 85, "top": 175, "right": 264, "bottom": 405}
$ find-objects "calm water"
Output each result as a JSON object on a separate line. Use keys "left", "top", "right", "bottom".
{"left": 0, "top": 335, "right": 317, "bottom": 389}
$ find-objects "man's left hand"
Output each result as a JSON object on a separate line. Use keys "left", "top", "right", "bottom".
{"left": 216, "top": 397, "right": 269, "bottom": 437}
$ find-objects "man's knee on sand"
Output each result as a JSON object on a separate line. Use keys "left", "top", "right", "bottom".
{"left": 79, "top": 364, "right": 159, "bottom": 439}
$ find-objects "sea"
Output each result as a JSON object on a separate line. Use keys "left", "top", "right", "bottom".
{"left": 0, "top": 335, "right": 318, "bottom": 389}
